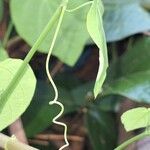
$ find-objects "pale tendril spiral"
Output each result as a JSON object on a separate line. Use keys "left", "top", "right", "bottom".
{"left": 46, "top": 5, "right": 69, "bottom": 150}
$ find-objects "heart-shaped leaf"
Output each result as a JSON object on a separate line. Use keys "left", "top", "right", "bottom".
{"left": 0, "top": 58, "right": 36, "bottom": 131}
{"left": 121, "top": 107, "right": 150, "bottom": 131}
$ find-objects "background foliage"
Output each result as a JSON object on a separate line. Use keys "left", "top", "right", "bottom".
{"left": 0, "top": 0, "right": 150, "bottom": 149}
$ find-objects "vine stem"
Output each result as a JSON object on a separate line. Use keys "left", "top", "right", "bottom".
{"left": 0, "top": 7, "right": 61, "bottom": 108}
{"left": 115, "top": 131, "right": 150, "bottom": 150}
{"left": 0, "top": 133, "right": 38, "bottom": 150}
{"left": 66, "top": 1, "right": 93, "bottom": 12}
{"left": 45, "top": 1, "right": 69, "bottom": 150}
{"left": 2, "top": 21, "right": 13, "bottom": 48}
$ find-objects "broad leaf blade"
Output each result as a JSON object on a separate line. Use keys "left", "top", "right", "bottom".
{"left": 121, "top": 107, "right": 150, "bottom": 131}
{"left": 103, "top": 0, "right": 150, "bottom": 42}
{"left": 87, "top": 0, "right": 108, "bottom": 98}
{"left": 104, "top": 70, "right": 150, "bottom": 103}
{"left": 0, "top": 59, "right": 36, "bottom": 131}
{"left": 104, "top": 37, "right": 150, "bottom": 103}
{"left": 10, "top": 0, "right": 89, "bottom": 66}
{"left": 121, "top": 37, "right": 150, "bottom": 75}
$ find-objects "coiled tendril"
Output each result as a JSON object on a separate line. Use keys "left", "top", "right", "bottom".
{"left": 45, "top": 4, "right": 69, "bottom": 150}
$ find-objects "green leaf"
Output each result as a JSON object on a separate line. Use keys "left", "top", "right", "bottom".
{"left": 104, "top": 37, "right": 150, "bottom": 103}
{"left": 0, "top": 58, "right": 36, "bottom": 131}
{"left": 96, "top": 95, "right": 120, "bottom": 112}
{"left": 103, "top": 0, "right": 150, "bottom": 42}
{"left": 0, "top": 0, "right": 3, "bottom": 22}
{"left": 10, "top": 0, "right": 89, "bottom": 66}
{"left": 23, "top": 80, "right": 77, "bottom": 137}
{"left": 0, "top": 47, "right": 8, "bottom": 61}
{"left": 121, "top": 37, "right": 150, "bottom": 75}
{"left": 85, "top": 107, "right": 117, "bottom": 150}
{"left": 55, "top": 73, "right": 81, "bottom": 90}
{"left": 105, "top": 70, "right": 150, "bottom": 103}
{"left": 121, "top": 107, "right": 150, "bottom": 131}
{"left": 87, "top": 0, "right": 108, "bottom": 98}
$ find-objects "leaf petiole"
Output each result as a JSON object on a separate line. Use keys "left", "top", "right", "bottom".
{"left": 115, "top": 131, "right": 150, "bottom": 150}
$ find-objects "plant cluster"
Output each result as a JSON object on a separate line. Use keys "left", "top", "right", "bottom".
{"left": 0, "top": 0, "right": 150, "bottom": 150}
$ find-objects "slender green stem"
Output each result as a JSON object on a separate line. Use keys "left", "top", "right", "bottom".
{"left": 2, "top": 21, "right": 13, "bottom": 48}
{"left": 0, "top": 7, "right": 61, "bottom": 109}
{"left": 0, "top": 133, "right": 38, "bottom": 150}
{"left": 115, "top": 132, "right": 150, "bottom": 150}
{"left": 66, "top": 1, "right": 93, "bottom": 12}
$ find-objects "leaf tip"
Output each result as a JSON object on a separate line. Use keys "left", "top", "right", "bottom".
{"left": 94, "top": 87, "right": 102, "bottom": 100}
